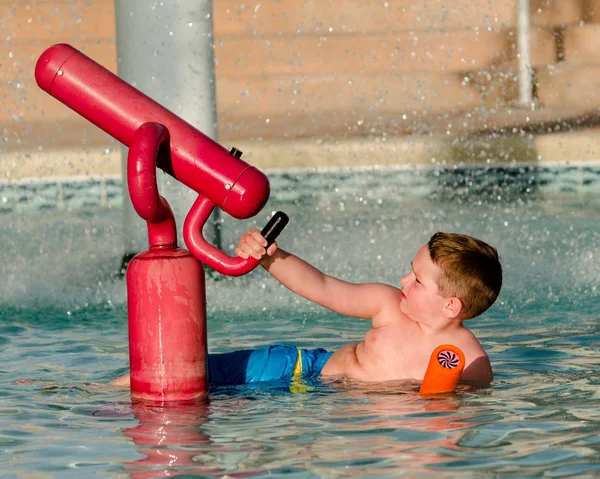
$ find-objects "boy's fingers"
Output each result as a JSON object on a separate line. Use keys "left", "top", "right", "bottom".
{"left": 238, "top": 241, "right": 264, "bottom": 261}
{"left": 248, "top": 229, "right": 268, "bottom": 247}
{"left": 234, "top": 246, "right": 249, "bottom": 259}
{"left": 243, "top": 231, "right": 267, "bottom": 257}
{"left": 235, "top": 230, "right": 269, "bottom": 260}
{"left": 266, "top": 242, "right": 277, "bottom": 256}
{"left": 235, "top": 242, "right": 260, "bottom": 259}
{"left": 244, "top": 237, "right": 265, "bottom": 256}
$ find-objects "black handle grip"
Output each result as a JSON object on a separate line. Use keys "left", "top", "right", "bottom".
{"left": 261, "top": 211, "right": 289, "bottom": 247}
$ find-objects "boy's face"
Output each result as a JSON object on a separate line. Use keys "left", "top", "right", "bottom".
{"left": 399, "top": 245, "right": 450, "bottom": 324}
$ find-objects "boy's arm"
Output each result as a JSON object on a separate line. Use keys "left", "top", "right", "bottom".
{"left": 461, "top": 355, "right": 494, "bottom": 387}
{"left": 236, "top": 230, "right": 399, "bottom": 322}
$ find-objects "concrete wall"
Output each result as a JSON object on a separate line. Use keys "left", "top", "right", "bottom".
{"left": 2, "top": 0, "right": 600, "bottom": 179}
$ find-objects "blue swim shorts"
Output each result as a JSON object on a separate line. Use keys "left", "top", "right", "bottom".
{"left": 207, "top": 344, "right": 333, "bottom": 386}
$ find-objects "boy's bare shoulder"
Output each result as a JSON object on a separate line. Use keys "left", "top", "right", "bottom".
{"left": 457, "top": 329, "right": 493, "bottom": 385}
{"left": 462, "top": 354, "right": 493, "bottom": 386}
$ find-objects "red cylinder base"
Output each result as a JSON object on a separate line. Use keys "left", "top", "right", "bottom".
{"left": 127, "top": 247, "right": 207, "bottom": 401}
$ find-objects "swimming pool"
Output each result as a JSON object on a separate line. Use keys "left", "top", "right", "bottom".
{"left": 2, "top": 164, "right": 600, "bottom": 477}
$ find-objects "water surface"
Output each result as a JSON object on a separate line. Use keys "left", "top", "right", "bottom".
{"left": 2, "top": 166, "right": 599, "bottom": 478}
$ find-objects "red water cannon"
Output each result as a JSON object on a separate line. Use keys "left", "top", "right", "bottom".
{"left": 34, "top": 44, "right": 285, "bottom": 273}
{"left": 35, "top": 43, "right": 265, "bottom": 221}
{"left": 35, "top": 44, "right": 288, "bottom": 401}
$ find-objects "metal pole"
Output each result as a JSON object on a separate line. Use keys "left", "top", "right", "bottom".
{"left": 114, "top": 0, "right": 220, "bottom": 272}
{"left": 517, "top": 0, "right": 533, "bottom": 108}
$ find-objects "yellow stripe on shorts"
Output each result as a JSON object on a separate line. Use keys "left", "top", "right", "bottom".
{"left": 290, "top": 348, "right": 313, "bottom": 393}
{"left": 292, "top": 348, "right": 303, "bottom": 378}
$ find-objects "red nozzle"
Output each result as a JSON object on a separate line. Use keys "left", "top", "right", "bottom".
{"left": 224, "top": 166, "right": 271, "bottom": 219}
{"left": 34, "top": 43, "right": 77, "bottom": 94}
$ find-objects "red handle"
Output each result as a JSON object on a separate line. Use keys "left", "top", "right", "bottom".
{"left": 184, "top": 195, "right": 260, "bottom": 276}
{"left": 184, "top": 198, "right": 289, "bottom": 277}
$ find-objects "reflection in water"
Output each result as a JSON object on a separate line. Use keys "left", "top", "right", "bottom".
{"left": 121, "top": 384, "right": 482, "bottom": 478}
{"left": 123, "top": 398, "right": 264, "bottom": 478}
{"left": 122, "top": 399, "right": 211, "bottom": 478}
{"left": 297, "top": 383, "right": 476, "bottom": 477}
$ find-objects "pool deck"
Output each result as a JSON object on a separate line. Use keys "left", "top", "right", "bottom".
{"left": 3, "top": 127, "right": 600, "bottom": 183}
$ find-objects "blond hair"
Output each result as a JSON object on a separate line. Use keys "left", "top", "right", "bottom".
{"left": 428, "top": 232, "right": 502, "bottom": 320}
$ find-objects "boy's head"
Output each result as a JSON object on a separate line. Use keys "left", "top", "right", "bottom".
{"left": 428, "top": 232, "right": 502, "bottom": 320}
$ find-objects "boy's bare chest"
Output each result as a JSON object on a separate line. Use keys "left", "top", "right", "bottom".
{"left": 366, "top": 326, "right": 430, "bottom": 369}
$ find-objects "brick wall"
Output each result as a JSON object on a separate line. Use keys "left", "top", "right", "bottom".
{"left": 2, "top": 0, "right": 600, "bottom": 161}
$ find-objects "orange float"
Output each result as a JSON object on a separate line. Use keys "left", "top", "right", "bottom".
{"left": 419, "top": 344, "right": 465, "bottom": 396}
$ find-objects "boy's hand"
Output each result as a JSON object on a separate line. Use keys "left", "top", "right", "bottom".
{"left": 234, "top": 229, "right": 278, "bottom": 260}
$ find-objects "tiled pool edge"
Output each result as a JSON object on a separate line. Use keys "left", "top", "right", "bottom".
{"left": 2, "top": 164, "right": 600, "bottom": 214}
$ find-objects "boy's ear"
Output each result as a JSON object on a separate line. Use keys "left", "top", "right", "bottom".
{"left": 443, "top": 296, "right": 463, "bottom": 320}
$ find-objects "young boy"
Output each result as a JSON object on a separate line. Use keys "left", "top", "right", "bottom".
{"left": 235, "top": 229, "right": 500, "bottom": 386}
{"left": 111, "top": 229, "right": 501, "bottom": 388}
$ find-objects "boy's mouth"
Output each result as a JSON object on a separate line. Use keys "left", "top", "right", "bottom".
{"left": 400, "top": 290, "right": 406, "bottom": 299}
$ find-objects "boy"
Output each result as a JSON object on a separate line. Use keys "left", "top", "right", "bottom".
{"left": 111, "top": 229, "right": 501, "bottom": 388}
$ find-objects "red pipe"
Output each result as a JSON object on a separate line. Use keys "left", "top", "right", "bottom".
{"left": 35, "top": 43, "right": 269, "bottom": 220}
{"left": 127, "top": 122, "right": 177, "bottom": 247}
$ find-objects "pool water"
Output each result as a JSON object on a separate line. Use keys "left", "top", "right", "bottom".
{"left": 2, "top": 166, "right": 600, "bottom": 478}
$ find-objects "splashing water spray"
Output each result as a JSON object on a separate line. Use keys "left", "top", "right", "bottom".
{"left": 35, "top": 44, "right": 462, "bottom": 401}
